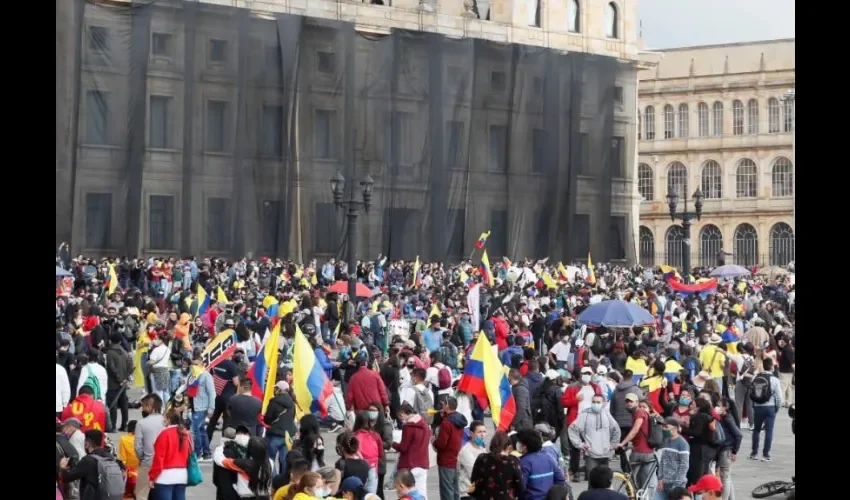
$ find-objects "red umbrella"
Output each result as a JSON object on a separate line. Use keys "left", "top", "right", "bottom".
{"left": 327, "top": 280, "right": 374, "bottom": 298}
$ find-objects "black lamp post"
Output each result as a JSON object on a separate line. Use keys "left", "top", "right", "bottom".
{"left": 330, "top": 171, "right": 374, "bottom": 300}
{"left": 666, "top": 187, "right": 704, "bottom": 283}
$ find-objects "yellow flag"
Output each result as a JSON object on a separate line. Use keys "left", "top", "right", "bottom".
{"left": 216, "top": 286, "right": 229, "bottom": 305}
{"left": 542, "top": 272, "right": 557, "bottom": 289}
{"left": 107, "top": 263, "right": 118, "bottom": 294}
{"left": 261, "top": 322, "right": 282, "bottom": 413}
{"left": 412, "top": 256, "right": 421, "bottom": 287}
{"left": 429, "top": 303, "right": 441, "bottom": 319}
{"left": 459, "top": 269, "right": 470, "bottom": 284}
{"left": 587, "top": 253, "right": 596, "bottom": 284}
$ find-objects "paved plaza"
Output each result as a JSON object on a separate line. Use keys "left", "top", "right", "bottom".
{"left": 115, "top": 388, "right": 794, "bottom": 500}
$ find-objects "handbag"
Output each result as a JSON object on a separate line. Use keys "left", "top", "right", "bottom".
{"left": 187, "top": 452, "right": 203, "bottom": 487}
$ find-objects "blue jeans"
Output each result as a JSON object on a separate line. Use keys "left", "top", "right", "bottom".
{"left": 752, "top": 405, "right": 777, "bottom": 456}
{"left": 191, "top": 411, "right": 210, "bottom": 456}
{"left": 152, "top": 483, "right": 186, "bottom": 500}
{"left": 266, "top": 434, "right": 288, "bottom": 475}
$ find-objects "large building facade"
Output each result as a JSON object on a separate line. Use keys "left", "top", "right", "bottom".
{"left": 636, "top": 39, "right": 795, "bottom": 269}
{"left": 56, "top": 0, "right": 650, "bottom": 264}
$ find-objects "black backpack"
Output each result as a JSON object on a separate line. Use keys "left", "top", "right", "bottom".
{"left": 531, "top": 384, "right": 557, "bottom": 425}
{"left": 748, "top": 372, "right": 774, "bottom": 404}
{"left": 645, "top": 413, "right": 665, "bottom": 449}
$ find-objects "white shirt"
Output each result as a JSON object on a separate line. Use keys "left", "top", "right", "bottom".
{"left": 56, "top": 364, "right": 71, "bottom": 412}
{"left": 426, "top": 363, "right": 453, "bottom": 396}
{"left": 458, "top": 442, "right": 486, "bottom": 495}
{"left": 77, "top": 362, "right": 109, "bottom": 404}
{"left": 400, "top": 386, "right": 417, "bottom": 407}
{"left": 399, "top": 367, "right": 412, "bottom": 390}
{"left": 577, "top": 384, "right": 596, "bottom": 414}
{"left": 550, "top": 341, "right": 571, "bottom": 362}
{"left": 149, "top": 344, "right": 172, "bottom": 369}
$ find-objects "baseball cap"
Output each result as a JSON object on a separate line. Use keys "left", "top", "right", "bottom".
{"left": 62, "top": 418, "right": 82, "bottom": 429}
{"left": 339, "top": 476, "right": 365, "bottom": 494}
{"left": 688, "top": 474, "right": 723, "bottom": 493}
{"left": 275, "top": 381, "right": 290, "bottom": 392}
{"left": 596, "top": 365, "right": 608, "bottom": 375}
{"left": 624, "top": 393, "right": 640, "bottom": 403}
{"left": 580, "top": 366, "right": 594, "bottom": 375}
{"left": 544, "top": 369, "right": 560, "bottom": 381}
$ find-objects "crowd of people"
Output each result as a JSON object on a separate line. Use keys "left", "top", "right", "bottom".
{"left": 54, "top": 252, "right": 795, "bottom": 500}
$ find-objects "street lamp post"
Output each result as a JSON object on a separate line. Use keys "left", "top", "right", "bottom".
{"left": 666, "top": 187, "right": 704, "bottom": 283}
{"left": 330, "top": 172, "right": 375, "bottom": 300}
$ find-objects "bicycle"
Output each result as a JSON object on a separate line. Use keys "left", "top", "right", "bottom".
{"left": 610, "top": 453, "right": 659, "bottom": 500}
{"left": 751, "top": 476, "right": 795, "bottom": 498}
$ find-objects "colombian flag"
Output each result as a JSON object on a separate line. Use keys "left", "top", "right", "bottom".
{"left": 412, "top": 256, "right": 422, "bottom": 288}
{"left": 186, "top": 365, "right": 206, "bottom": 398}
{"left": 541, "top": 272, "right": 557, "bottom": 290}
{"left": 216, "top": 286, "right": 229, "bottom": 305}
{"left": 479, "top": 251, "right": 495, "bottom": 287}
{"left": 292, "top": 326, "right": 335, "bottom": 416}
{"left": 190, "top": 285, "right": 210, "bottom": 319}
{"left": 456, "top": 334, "right": 515, "bottom": 431}
{"left": 107, "top": 263, "right": 118, "bottom": 295}
{"left": 470, "top": 231, "right": 491, "bottom": 265}
{"left": 247, "top": 322, "right": 281, "bottom": 412}
{"left": 666, "top": 276, "right": 718, "bottom": 297}
{"left": 475, "top": 231, "right": 490, "bottom": 249}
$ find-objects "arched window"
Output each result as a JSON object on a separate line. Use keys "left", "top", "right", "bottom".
{"left": 665, "top": 225, "right": 686, "bottom": 270}
{"left": 733, "top": 223, "right": 758, "bottom": 267}
{"left": 567, "top": 0, "right": 580, "bottom": 33}
{"left": 736, "top": 158, "right": 758, "bottom": 198}
{"left": 713, "top": 101, "right": 724, "bottom": 136}
{"left": 667, "top": 162, "right": 688, "bottom": 198}
{"left": 784, "top": 99, "right": 793, "bottom": 132}
{"left": 701, "top": 160, "right": 722, "bottom": 199}
{"left": 663, "top": 105, "right": 675, "bottom": 139}
{"left": 697, "top": 102, "right": 709, "bottom": 137}
{"left": 747, "top": 99, "right": 759, "bottom": 134}
{"left": 699, "top": 225, "right": 723, "bottom": 267}
{"left": 638, "top": 163, "right": 654, "bottom": 201}
{"left": 732, "top": 100, "right": 744, "bottom": 135}
{"left": 768, "top": 98, "right": 781, "bottom": 133}
{"left": 605, "top": 2, "right": 618, "bottom": 39}
{"left": 639, "top": 226, "right": 655, "bottom": 267}
{"left": 678, "top": 104, "right": 689, "bottom": 138}
{"left": 772, "top": 157, "right": 793, "bottom": 197}
{"left": 644, "top": 105, "right": 655, "bottom": 140}
{"left": 769, "top": 222, "right": 795, "bottom": 266}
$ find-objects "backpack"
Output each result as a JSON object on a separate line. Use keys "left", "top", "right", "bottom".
{"left": 681, "top": 356, "right": 701, "bottom": 382}
{"left": 439, "top": 342, "right": 459, "bottom": 371}
{"left": 412, "top": 386, "right": 434, "bottom": 425}
{"left": 369, "top": 314, "right": 382, "bottom": 337}
{"left": 748, "top": 373, "right": 774, "bottom": 404}
{"left": 736, "top": 357, "right": 756, "bottom": 386}
{"left": 83, "top": 365, "right": 102, "bottom": 401}
{"left": 711, "top": 418, "right": 727, "bottom": 446}
{"left": 644, "top": 413, "right": 665, "bottom": 449}
{"left": 91, "top": 454, "right": 125, "bottom": 500}
{"left": 437, "top": 365, "right": 453, "bottom": 390}
{"left": 530, "top": 385, "right": 549, "bottom": 424}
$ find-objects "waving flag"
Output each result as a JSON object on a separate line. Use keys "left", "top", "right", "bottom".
{"left": 479, "top": 251, "right": 495, "bottom": 287}
{"left": 107, "top": 263, "right": 118, "bottom": 295}
{"left": 412, "top": 256, "right": 422, "bottom": 288}
{"left": 292, "top": 326, "right": 334, "bottom": 416}
{"left": 456, "top": 334, "right": 516, "bottom": 431}
{"left": 470, "top": 230, "right": 491, "bottom": 265}
{"left": 557, "top": 263, "right": 569, "bottom": 282}
{"left": 186, "top": 365, "right": 206, "bottom": 398}
{"left": 587, "top": 253, "right": 596, "bottom": 284}
{"left": 541, "top": 271, "right": 557, "bottom": 290}
{"left": 216, "top": 286, "right": 229, "bottom": 305}
{"left": 201, "top": 329, "right": 238, "bottom": 369}
{"left": 666, "top": 276, "right": 718, "bottom": 297}
{"left": 475, "top": 231, "right": 490, "bottom": 249}
{"left": 190, "top": 285, "right": 210, "bottom": 318}
{"left": 247, "top": 322, "right": 281, "bottom": 412}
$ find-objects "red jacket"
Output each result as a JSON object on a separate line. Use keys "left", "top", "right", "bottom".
{"left": 150, "top": 425, "right": 193, "bottom": 483}
{"left": 560, "top": 382, "right": 603, "bottom": 426}
{"left": 493, "top": 317, "right": 510, "bottom": 350}
{"left": 393, "top": 416, "right": 431, "bottom": 470}
{"left": 61, "top": 393, "right": 107, "bottom": 433}
{"left": 432, "top": 412, "right": 468, "bottom": 468}
{"left": 345, "top": 366, "right": 389, "bottom": 412}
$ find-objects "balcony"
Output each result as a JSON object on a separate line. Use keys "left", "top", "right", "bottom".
{"left": 639, "top": 132, "right": 792, "bottom": 154}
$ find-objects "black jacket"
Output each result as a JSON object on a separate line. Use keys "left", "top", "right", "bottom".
{"left": 105, "top": 344, "right": 132, "bottom": 390}
{"left": 263, "top": 392, "right": 297, "bottom": 438}
{"left": 213, "top": 441, "right": 242, "bottom": 500}
{"left": 61, "top": 448, "right": 124, "bottom": 500}
{"left": 511, "top": 379, "right": 534, "bottom": 431}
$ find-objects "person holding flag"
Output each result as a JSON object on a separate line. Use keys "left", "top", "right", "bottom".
{"left": 186, "top": 353, "right": 216, "bottom": 461}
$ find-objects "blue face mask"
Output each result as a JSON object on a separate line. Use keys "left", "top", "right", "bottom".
{"left": 679, "top": 397, "right": 691, "bottom": 407}
{"left": 314, "top": 488, "right": 331, "bottom": 499}
{"left": 367, "top": 411, "right": 379, "bottom": 421}
{"left": 590, "top": 403, "right": 603, "bottom": 413}
{"left": 472, "top": 437, "right": 486, "bottom": 447}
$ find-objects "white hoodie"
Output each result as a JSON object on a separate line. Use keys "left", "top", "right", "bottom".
{"left": 56, "top": 363, "right": 71, "bottom": 412}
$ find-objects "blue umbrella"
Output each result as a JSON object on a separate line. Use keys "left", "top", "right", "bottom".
{"left": 576, "top": 300, "right": 655, "bottom": 328}
{"left": 709, "top": 264, "right": 751, "bottom": 279}
{"left": 56, "top": 266, "right": 73, "bottom": 278}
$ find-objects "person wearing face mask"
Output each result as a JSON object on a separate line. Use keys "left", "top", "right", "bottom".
{"left": 665, "top": 389, "right": 693, "bottom": 433}
{"left": 616, "top": 393, "right": 656, "bottom": 492}
{"left": 264, "top": 381, "right": 298, "bottom": 475}
{"left": 213, "top": 427, "right": 250, "bottom": 500}
{"left": 147, "top": 331, "right": 172, "bottom": 405}
{"left": 59, "top": 429, "right": 127, "bottom": 500}
{"left": 214, "top": 435, "right": 275, "bottom": 499}
{"left": 392, "top": 403, "right": 432, "bottom": 496}
{"left": 351, "top": 412, "right": 384, "bottom": 494}
{"left": 568, "top": 394, "right": 620, "bottom": 483}
{"left": 515, "top": 428, "right": 566, "bottom": 500}
{"left": 457, "top": 421, "right": 487, "bottom": 500}
{"left": 686, "top": 474, "right": 723, "bottom": 500}
{"left": 547, "top": 332, "right": 572, "bottom": 373}
{"left": 655, "top": 418, "right": 689, "bottom": 500}
{"left": 432, "top": 397, "right": 468, "bottom": 500}
{"left": 560, "top": 366, "right": 603, "bottom": 480}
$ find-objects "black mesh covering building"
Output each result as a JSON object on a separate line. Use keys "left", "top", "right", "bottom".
{"left": 56, "top": 0, "right": 640, "bottom": 264}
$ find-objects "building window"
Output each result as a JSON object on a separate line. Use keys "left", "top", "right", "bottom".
{"left": 769, "top": 222, "right": 795, "bottom": 266}
{"left": 609, "top": 216, "right": 626, "bottom": 260}
{"left": 701, "top": 160, "right": 722, "bottom": 199}
{"left": 490, "top": 71, "right": 506, "bottom": 92}
{"left": 149, "top": 195, "right": 175, "bottom": 250}
{"left": 261, "top": 200, "right": 281, "bottom": 255}
{"left": 637, "top": 110, "right": 641, "bottom": 140}
{"left": 733, "top": 223, "right": 758, "bottom": 267}
{"left": 747, "top": 99, "right": 759, "bottom": 134}
{"left": 528, "top": 0, "right": 540, "bottom": 27}
{"left": 605, "top": 2, "right": 618, "bottom": 39}
{"left": 665, "top": 225, "right": 686, "bottom": 270}
{"left": 667, "top": 162, "right": 688, "bottom": 199}
{"left": 644, "top": 106, "right": 655, "bottom": 140}
{"left": 732, "top": 100, "right": 744, "bottom": 136}
{"left": 261, "top": 105, "right": 284, "bottom": 158}
{"left": 151, "top": 33, "right": 172, "bottom": 57}
{"left": 678, "top": 104, "right": 689, "bottom": 138}
{"left": 712, "top": 101, "right": 723, "bottom": 136}
{"left": 317, "top": 51, "right": 336, "bottom": 74}
{"left": 784, "top": 99, "right": 793, "bottom": 132}
{"left": 639, "top": 226, "right": 654, "bottom": 267}
{"left": 610, "top": 137, "right": 624, "bottom": 177}
{"left": 772, "top": 156, "right": 793, "bottom": 197}
{"left": 315, "top": 203, "right": 339, "bottom": 254}
{"left": 699, "top": 225, "right": 723, "bottom": 267}
{"left": 88, "top": 26, "right": 109, "bottom": 54}
{"left": 637, "top": 163, "right": 653, "bottom": 201}
{"left": 532, "top": 129, "right": 547, "bottom": 173}
{"left": 489, "top": 125, "right": 508, "bottom": 172}
{"left": 768, "top": 98, "right": 781, "bottom": 133}
{"left": 445, "top": 121, "right": 464, "bottom": 167}
{"left": 613, "top": 85, "right": 623, "bottom": 104}
{"left": 206, "top": 100, "right": 226, "bottom": 152}
{"left": 206, "top": 198, "right": 231, "bottom": 252}
{"left": 567, "top": 0, "right": 580, "bottom": 33}
{"left": 85, "top": 193, "right": 112, "bottom": 249}
{"left": 663, "top": 105, "right": 675, "bottom": 139}
{"left": 149, "top": 95, "right": 170, "bottom": 149}
{"left": 315, "top": 109, "right": 337, "bottom": 159}
{"left": 209, "top": 39, "right": 227, "bottom": 63}
{"left": 697, "top": 102, "right": 709, "bottom": 137}
{"left": 85, "top": 90, "right": 109, "bottom": 145}
{"left": 736, "top": 158, "right": 758, "bottom": 198}
{"left": 489, "top": 209, "right": 509, "bottom": 258}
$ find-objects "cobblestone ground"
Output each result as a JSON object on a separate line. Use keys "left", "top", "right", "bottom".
{"left": 116, "top": 389, "right": 794, "bottom": 500}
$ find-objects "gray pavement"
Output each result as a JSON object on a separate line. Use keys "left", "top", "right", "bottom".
{"left": 115, "top": 389, "right": 794, "bottom": 499}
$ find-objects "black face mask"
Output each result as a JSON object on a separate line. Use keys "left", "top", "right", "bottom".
{"left": 626, "top": 405, "right": 637, "bottom": 414}
{"left": 142, "top": 410, "right": 150, "bottom": 418}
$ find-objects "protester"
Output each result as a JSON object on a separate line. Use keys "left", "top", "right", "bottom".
{"left": 469, "top": 431, "right": 523, "bottom": 500}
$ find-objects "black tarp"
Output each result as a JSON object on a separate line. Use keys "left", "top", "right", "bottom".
{"left": 57, "top": 0, "right": 637, "bottom": 264}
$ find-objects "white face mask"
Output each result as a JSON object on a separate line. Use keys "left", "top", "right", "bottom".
{"left": 234, "top": 435, "right": 250, "bottom": 447}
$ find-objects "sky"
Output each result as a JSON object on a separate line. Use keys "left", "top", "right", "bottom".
{"left": 638, "top": 0, "right": 796, "bottom": 49}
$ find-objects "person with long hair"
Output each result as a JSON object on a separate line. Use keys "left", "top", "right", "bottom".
{"left": 293, "top": 415, "right": 326, "bottom": 471}
{"left": 469, "top": 431, "right": 523, "bottom": 500}
{"left": 150, "top": 409, "right": 193, "bottom": 500}
{"left": 335, "top": 431, "right": 371, "bottom": 488}
{"left": 362, "top": 402, "right": 393, "bottom": 497}
{"left": 213, "top": 436, "right": 274, "bottom": 499}
{"left": 283, "top": 471, "right": 328, "bottom": 500}
{"left": 683, "top": 398, "right": 718, "bottom": 486}
{"left": 352, "top": 409, "right": 385, "bottom": 495}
